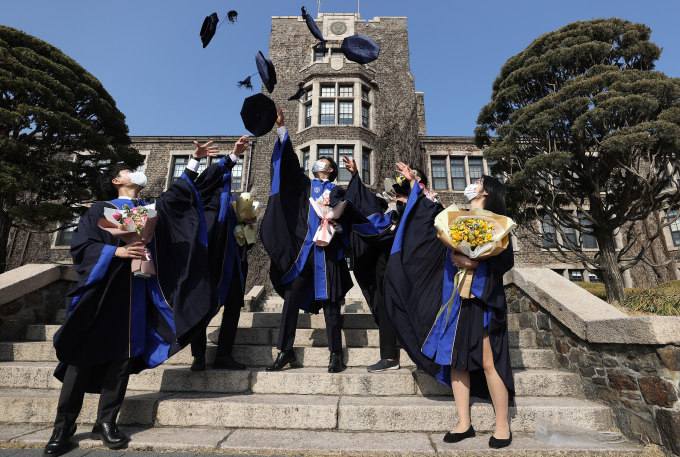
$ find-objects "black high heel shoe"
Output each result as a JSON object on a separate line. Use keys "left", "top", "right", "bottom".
{"left": 443, "top": 425, "right": 475, "bottom": 443}
{"left": 489, "top": 431, "right": 512, "bottom": 448}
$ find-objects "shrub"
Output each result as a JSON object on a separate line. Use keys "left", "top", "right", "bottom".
{"left": 623, "top": 288, "right": 680, "bottom": 317}
{"left": 574, "top": 282, "right": 607, "bottom": 300}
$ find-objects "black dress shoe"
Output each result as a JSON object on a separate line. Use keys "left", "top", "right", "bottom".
{"left": 489, "top": 431, "right": 512, "bottom": 448}
{"left": 443, "top": 425, "right": 475, "bottom": 443}
{"left": 43, "top": 424, "right": 77, "bottom": 456}
{"left": 213, "top": 354, "right": 247, "bottom": 370}
{"left": 328, "top": 350, "right": 345, "bottom": 373}
{"left": 266, "top": 350, "right": 296, "bottom": 371}
{"left": 90, "top": 422, "right": 129, "bottom": 449}
{"left": 190, "top": 356, "right": 206, "bottom": 372}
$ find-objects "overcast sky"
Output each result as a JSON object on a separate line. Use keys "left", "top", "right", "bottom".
{"left": 2, "top": 0, "right": 679, "bottom": 137}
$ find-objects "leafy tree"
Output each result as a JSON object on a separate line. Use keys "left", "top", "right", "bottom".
{"left": 475, "top": 18, "right": 680, "bottom": 303}
{"left": 0, "top": 25, "right": 142, "bottom": 273}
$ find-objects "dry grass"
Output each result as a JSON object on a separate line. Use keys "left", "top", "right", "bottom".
{"left": 575, "top": 280, "right": 680, "bottom": 317}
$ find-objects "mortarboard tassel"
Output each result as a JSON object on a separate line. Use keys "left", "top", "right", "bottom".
{"left": 227, "top": 11, "right": 238, "bottom": 24}
{"left": 237, "top": 76, "right": 254, "bottom": 90}
{"left": 288, "top": 87, "right": 307, "bottom": 101}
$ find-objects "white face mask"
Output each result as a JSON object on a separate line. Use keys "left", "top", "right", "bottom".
{"left": 311, "top": 161, "right": 328, "bottom": 173}
{"left": 123, "top": 172, "right": 147, "bottom": 188}
{"left": 464, "top": 184, "right": 481, "bottom": 202}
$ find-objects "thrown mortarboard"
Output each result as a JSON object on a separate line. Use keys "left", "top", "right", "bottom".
{"left": 200, "top": 11, "right": 238, "bottom": 48}
{"left": 301, "top": 6, "right": 326, "bottom": 50}
{"left": 340, "top": 34, "right": 380, "bottom": 64}
{"left": 240, "top": 93, "right": 278, "bottom": 137}
{"left": 288, "top": 87, "right": 307, "bottom": 101}
{"left": 393, "top": 179, "right": 411, "bottom": 196}
{"left": 238, "top": 51, "right": 277, "bottom": 93}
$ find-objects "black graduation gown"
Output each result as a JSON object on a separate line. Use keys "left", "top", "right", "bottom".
{"left": 260, "top": 132, "right": 353, "bottom": 313}
{"left": 341, "top": 173, "right": 401, "bottom": 322}
{"left": 190, "top": 156, "right": 245, "bottom": 311}
{"left": 53, "top": 173, "right": 216, "bottom": 392}
{"left": 383, "top": 184, "right": 516, "bottom": 405}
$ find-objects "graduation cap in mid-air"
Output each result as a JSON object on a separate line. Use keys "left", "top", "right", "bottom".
{"left": 240, "top": 93, "right": 278, "bottom": 137}
{"left": 238, "top": 51, "right": 277, "bottom": 93}
{"left": 301, "top": 6, "right": 326, "bottom": 51}
{"left": 200, "top": 11, "right": 238, "bottom": 48}
{"left": 341, "top": 34, "right": 380, "bottom": 64}
{"left": 288, "top": 87, "right": 308, "bottom": 101}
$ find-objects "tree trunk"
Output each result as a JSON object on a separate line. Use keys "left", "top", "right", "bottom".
{"left": 598, "top": 232, "right": 626, "bottom": 304}
{"left": 0, "top": 212, "right": 12, "bottom": 274}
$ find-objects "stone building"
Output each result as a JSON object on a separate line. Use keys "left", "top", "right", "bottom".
{"left": 6, "top": 12, "right": 680, "bottom": 290}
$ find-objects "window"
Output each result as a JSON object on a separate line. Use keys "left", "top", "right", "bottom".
{"left": 196, "top": 157, "right": 208, "bottom": 175}
{"left": 450, "top": 158, "right": 466, "bottom": 191}
{"left": 468, "top": 158, "right": 484, "bottom": 181}
{"left": 321, "top": 86, "right": 335, "bottom": 97}
{"left": 331, "top": 49, "right": 344, "bottom": 56}
{"left": 55, "top": 217, "right": 79, "bottom": 247}
{"left": 569, "top": 270, "right": 583, "bottom": 282}
{"left": 669, "top": 209, "right": 680, "bottom": 247}
{"left": 486, "top": 159, "right": 503, "bottom": 180}
{"left": 339, "top": 101, "right": 353, "bottom": 125}
{"left": 314, "top": 49, "right": 326, "bottom": 61}
{"left": 305, "top": 88, "right": 313, "bottom": 101}
{"left": 541, "top": 216, "right": 557, "bottom": 248}
{"left": 338, "top": 146, "right": 354, "bottom": 182}
{"left": 171, "top": 156, "right": 189, "bottom": 183}
{"left": 432, "top": 158, "right": 448, "bottom": 191}
{"left": 588, "top": 272, "right": 603, "bottom": 283}
{"left": 560, "top": 225, "right": 577, "bottom": 248}
{"left": 339, "top": 85, "right": 353, "bottom": 97}
{"left": 578, "top": 211, "right": 598, "bottom": 249}
{"left": 319, "top": 101, "right": 335, "bottom": 125}
{"left": 362, "top": 104, "right": 369, "bottom": 128}
{"left": 303, "top": 149, "right": 310, "bottom": 175}
{"left": 305, "top": 104, "right": 312, "bottom": 128}
{"left": 362, "top": 88, "right": 369, "bottom": 101}
{"left": 232, "top": 155, "right": 243, "bottom": 190}
{"left": 362, "top": 149, "right": 371, "bottom": 183}
{"left": 318, "top": 146, "right": 334, "bottom": 161}
{"left": 134, "top": 156, "right": 146, "bottom": 174}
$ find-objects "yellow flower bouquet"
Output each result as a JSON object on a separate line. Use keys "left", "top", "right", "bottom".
{"left": 434, "top": 205, "right": 516, "bottom": 298}
{"left": 232, "top": 192, "right": 260, "bottom": 246}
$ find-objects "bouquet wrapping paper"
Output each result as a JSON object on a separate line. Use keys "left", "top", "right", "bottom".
{"left": 98, "top": 203, "right": 159, "bottom": 278}
{"left": 309, "top": 198, "right": 347, "bottom": 246}
{"left": 232, "top": 193, "right": 260, "bottom": 246}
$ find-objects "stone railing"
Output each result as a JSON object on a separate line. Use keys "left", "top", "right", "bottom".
{"left": 505, "top": 268, "right": 680, "bottom": 456}
{"left": 0, "top": 264, "right": 77, "bottom": 341}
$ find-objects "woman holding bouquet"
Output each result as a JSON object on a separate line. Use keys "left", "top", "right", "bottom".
{"left": 383, "top": 166, "right": 515, "bottom": 449}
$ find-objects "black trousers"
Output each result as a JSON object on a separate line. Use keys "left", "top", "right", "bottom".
{"left": 375, "top": 249, "right": 398, "bottom": 360}
{"left": 277, "top": 253, "right": 342, "bottom": 352}
{"left": 191, "top": 265, "right": 244, "bottom": 359}
{"left": 54, "top": 358, "right": 132, "bottom": 429}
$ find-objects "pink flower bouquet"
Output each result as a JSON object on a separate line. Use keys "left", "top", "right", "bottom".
{"left": 98, "top": 203, "right": 159, "bottom": 278}
{"left": 309, "top": 190, "right": 347, "bottom": 246}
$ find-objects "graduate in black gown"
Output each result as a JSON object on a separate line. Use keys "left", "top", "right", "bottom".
{"left": 340, "top": 157, "right": 425, "bottom": 372}
{"left": 45, "top": 143, "right": 219, "bottom": 456}
{"left": 184, "top": 135, "right": 253, "bottom": 372}
{"left": 383, "top": 164, "right": 514, "bottom": 449}
{"left": 260, "top": 107, "right": 353, "bottom": 373}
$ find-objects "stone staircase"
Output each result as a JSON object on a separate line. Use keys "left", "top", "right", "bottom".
{"left": 0, "top": 308, "right": 644, "bottom": 455}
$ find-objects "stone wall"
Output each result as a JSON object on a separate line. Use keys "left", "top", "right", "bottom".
{"left": 505, "top": 270, "right": 680, "bottom": 455}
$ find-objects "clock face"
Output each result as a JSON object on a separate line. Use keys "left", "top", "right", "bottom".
{"left": 330, "top": 21, "right": 347, "bottom": 35}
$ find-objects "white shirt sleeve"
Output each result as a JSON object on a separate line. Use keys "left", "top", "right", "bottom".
{"left": 230, "top": 153, "right": 239, "bottom": 163}
{"left": 277, "top": 126, "right": 288, "bottom": 143}
{"left": 187, "top": 157, "right": 200, "bottom": 172}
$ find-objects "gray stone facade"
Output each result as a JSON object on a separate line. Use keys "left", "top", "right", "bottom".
{"left": 5, "top": 12, "right": 679, "bottom": 290}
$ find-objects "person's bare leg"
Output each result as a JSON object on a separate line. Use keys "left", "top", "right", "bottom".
{"left": 450, "top": 367, "right": 471, "bottom": 433}
{"left": 481, "top": 331, "right": 510, "bottom": 439}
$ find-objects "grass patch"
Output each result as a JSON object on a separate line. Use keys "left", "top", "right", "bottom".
{"left": 575, "top": 280, "right": 680, "bottom": 317}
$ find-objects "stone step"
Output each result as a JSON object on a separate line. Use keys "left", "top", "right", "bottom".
{"left": 154, "top": 393, "right": 614, "bottom": 432}
{"left": 24, "top": 322, "right": 537, "bottom": 349}
{"left": 0, "top": 362, "right": 582, "bottom": 397}
{"left": 227, "top": 312, "right": 379, "bottom": 329}
{"left": 2, "top": 425, "right": 645, "bottom": 455}
{"left": 0, "top": 342, "right": 557, "bottom": 369}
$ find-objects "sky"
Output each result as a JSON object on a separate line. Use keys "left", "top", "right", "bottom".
{"left": 2, "top": 0, "right": 679, "bottom": 137}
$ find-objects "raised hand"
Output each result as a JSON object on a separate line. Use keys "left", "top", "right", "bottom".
{"left": 342, "top": 155, "right": 357, "bottom": 176}
{"left": 193, "top": 141, "right": 220, "bottom": 160}
{"left": 233, "top": 135, "right": 251, "bottom": 156}
{"left": 396, "top": 162, "right": 416, "bottom": 186}
{"left": 115, "top": 242, "right": 147, "bottom": 259}
{"left": 276, "top": 106, "right": 285, "bottom": 128}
